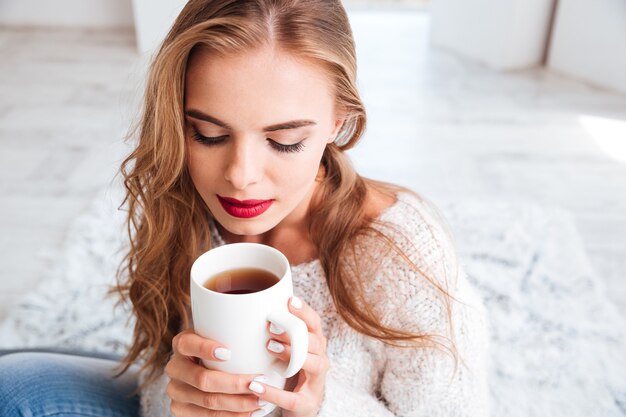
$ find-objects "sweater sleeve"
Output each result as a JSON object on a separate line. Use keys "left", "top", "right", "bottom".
{"left": 377, "top": 197, "right": 491, "bottom": 417}
{"left": 380, "top": 270, "right": 490, "bottom": 417}
{"left": 315, "top": 372, "right": 397, "bottom": 417}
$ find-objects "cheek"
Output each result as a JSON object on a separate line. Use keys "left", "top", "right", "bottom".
{"left": 186, "top": 144, "right": 217, "bottom": 187}
{"left": 273, "top": 142, "right": 326, "bottom": 190}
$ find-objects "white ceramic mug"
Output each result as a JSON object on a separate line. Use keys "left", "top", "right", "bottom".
{"left": 190, "top": 243, "right": 309, "bottom": 413}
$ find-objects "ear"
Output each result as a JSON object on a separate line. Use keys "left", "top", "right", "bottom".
{"left": 327, "top": 114, "right": 347, "bottom": 144}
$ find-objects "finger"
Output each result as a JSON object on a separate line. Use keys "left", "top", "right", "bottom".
{"left": 165, "top": 354, "right": 258, "bottom": 394}
{"left": 247, "top": 377, "right": 315, "bottom": 414}
{"left": 172, "top": 329, "right": 231, "bottom": 362}
{"left": 170, "top": 400, "right": 259, "bottom": 417}
{"left": 267, "top": 327, "right": 327, "bottom": 355}
{"left": 266, "top": 340, "right": 330, "bottom": 377}
{"left": 287, "top": 296, "right": 324, "bottom": 336}
{"left": 166, "top": 379, "right": 260, "bottom": 413}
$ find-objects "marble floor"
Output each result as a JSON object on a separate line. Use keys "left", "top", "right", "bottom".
{"left": 1, "top": 10, "right": 625, "bottom": 322}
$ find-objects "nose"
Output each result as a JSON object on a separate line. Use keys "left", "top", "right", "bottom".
{"left": 223, "top": 138, "right": 263, "bottom": 190}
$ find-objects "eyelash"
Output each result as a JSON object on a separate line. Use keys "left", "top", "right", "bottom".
{"left": 191, "top": 131, "right": 306, "bottom": 154}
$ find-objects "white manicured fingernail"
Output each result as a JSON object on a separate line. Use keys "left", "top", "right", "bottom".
{"left": 249, "top": 381, "right": 265, "bottom": 394}
{"left": 268, "top": 340, "right": 285, "bottom": 353}
{"left": 290, "top": 296, "right": 302, "bottom": 309}
{"left": 214, "top": 347, "right": 231, "bottom": 361}
{"left": 252, "top": 410, "right": 268, "bottom": 417}
{"left": 269, "top": 322, "right": 285, "bottom": 335}
{"left": 258, "top": 399, "right": 269, "bottom": 406}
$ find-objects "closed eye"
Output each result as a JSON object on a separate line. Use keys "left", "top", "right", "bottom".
{"left": 191, "top": 131, "right": 227, "bottom": 146}
{"left": 191, "top": 130, "right": 306, "bottom": 154}
{"left": 268, "top": 138, "right": 306, "bottom": 153}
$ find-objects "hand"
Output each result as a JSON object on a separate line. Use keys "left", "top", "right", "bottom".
{"left": 249, "top": 296, "right": 330, "bottom": 417}
{"left": 165, "top": 329, "right": 265, "bottom": 416}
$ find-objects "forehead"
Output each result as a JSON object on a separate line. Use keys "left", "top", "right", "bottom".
{"left": 184, "top": 46, "right": 336, "bottom": 126}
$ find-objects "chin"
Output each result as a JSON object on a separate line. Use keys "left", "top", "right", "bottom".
{"left": 216, "top": 215, "right": 279, "bottom": 237}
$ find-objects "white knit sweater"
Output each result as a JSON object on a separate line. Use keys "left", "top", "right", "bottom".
{"left": 140, "top": 192, "right": 491, "bottom": 417}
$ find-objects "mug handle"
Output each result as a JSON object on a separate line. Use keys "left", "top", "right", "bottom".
{"left": 266, "top": 309, "right": 309, "bottom": 378}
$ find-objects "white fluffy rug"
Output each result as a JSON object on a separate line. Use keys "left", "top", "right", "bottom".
{"left": 1, "top": 185, "right": 625, "bottom": 417}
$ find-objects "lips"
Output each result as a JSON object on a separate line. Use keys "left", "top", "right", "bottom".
{"left": 217, "top": 195, "right": 274, "bottom": 219}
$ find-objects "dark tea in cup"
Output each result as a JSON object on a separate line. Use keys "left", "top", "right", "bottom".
{"left": 203, "top": 268, "right": 280, "bottom": 295}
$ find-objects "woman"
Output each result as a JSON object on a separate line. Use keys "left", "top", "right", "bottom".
{"left": 120, "top": 0, "right": 490, "bottom": 416}
{"left": 0, "top": 1, "right": 489, "bottom": 416}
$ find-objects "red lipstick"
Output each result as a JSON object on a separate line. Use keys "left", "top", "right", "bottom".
{"left": 217, "top": 195, "right": 274, "bottom": 219}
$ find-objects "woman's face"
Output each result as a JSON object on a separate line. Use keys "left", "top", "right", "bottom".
{"left": 184, "top": 46, "right": 344, "bottom": 237}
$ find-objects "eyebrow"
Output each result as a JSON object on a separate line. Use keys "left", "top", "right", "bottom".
{"left": 184, "top": 109, "right": 317, "bottom": 132}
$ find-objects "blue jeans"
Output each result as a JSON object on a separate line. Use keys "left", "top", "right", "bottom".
{"left": 0, "top": 348, "right": 140, "bottom": 417}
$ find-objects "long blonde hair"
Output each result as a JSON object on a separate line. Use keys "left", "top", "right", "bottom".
{"left": 114, "top": 0, "right": 460, "bottom": 387}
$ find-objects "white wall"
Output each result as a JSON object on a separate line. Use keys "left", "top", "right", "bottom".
{"left": 132, "top": 0, "right": 188, "bottom": 55}
{"left": 0, "top": 0, "right": 188, "bottom": 55}
{"left": 430, "top": 0, "right": 555, "bottom": 70}
{"left": 0, "top": 0, "right": 133, "bottom": 28}
{"left": 548, "top": 0, "right": 626, "bottom": 95}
